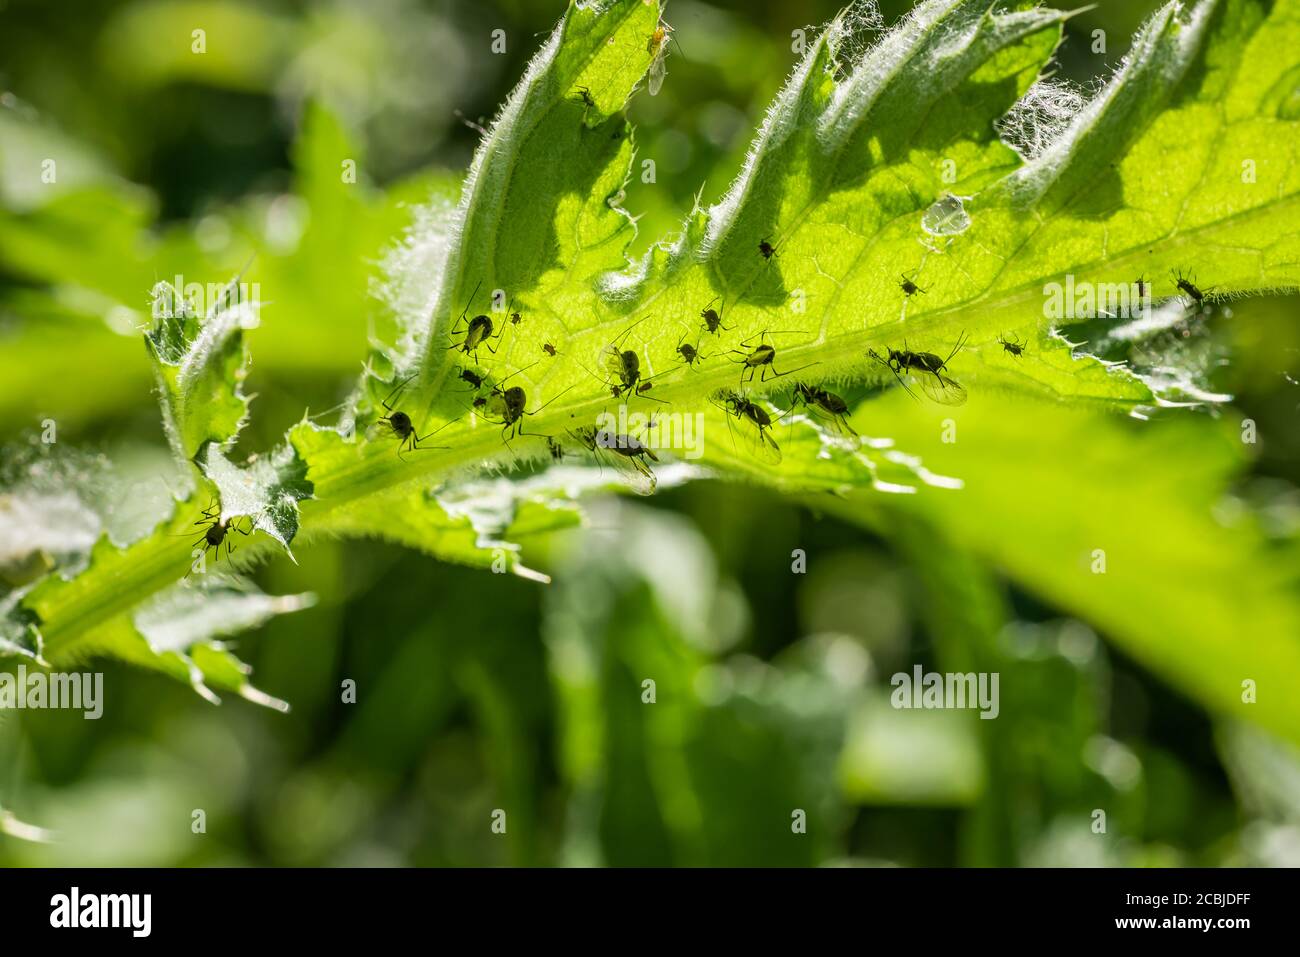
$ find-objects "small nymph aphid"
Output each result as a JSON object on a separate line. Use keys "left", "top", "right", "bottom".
{"left": 676, "top": 328, "right": 706, "bottom": 369}
{"left": 186, "top": 499, "right": 252, "bottom": 570}
{"left": 899, "top": 273, "right": 926, "bottom": 297}
{"left": 997, "top": 333, "right": 1026, "bottom": 358}
{"left": 699, "top": 297, "right": 731, "bottom": 335}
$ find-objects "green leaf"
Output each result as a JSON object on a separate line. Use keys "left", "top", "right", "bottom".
{"left": 145, "top": 277, "right": 257, "bottom": 465}
{"left": 0, "top": 101, "right": 460, "bottom": 424}
{"left": 819, "top": 390, "right": 1300, "bottom": 746}
{"left": 10, "top": 0, "right": 1300, "bottom": 728}
{"left": 298, "top": 420, "right": 590, "bottom": 582}
{"left": 21, "top": 536, "right": 313, "bottom": 708}
{"left": 398, "top": 0, "right": 659, "bottom": 380}
{"left": 198, "top": 442, "right": 314, "bottom": 557}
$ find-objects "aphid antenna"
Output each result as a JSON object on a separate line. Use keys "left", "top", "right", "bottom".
{"left": 303, "top": 400, "right": 350, "bottom": 425}
{"left": 739, "top": 328, "right": 806, "bottom": 344}
{"left": 381, "top": 373, "right": 420, "bottom": 410}
{"left": 945, "top": 330, "right": 970, "bottom": 364}
{"left": 666, "top": 27, "right": 685, "bottom": 59}
{"left": 575, "top": 355, "right": 612, "bottom": 389}
{"left": 611, "top": 313, "right": 654, "bottom": 348}
{"left": 569, "top": 428, "right": 611, "bottom": 477}
{"left": 528, "top": 383, "right": 578, "bottom": 416}
{"left": 496, "top": 360, "right": 541, "bottom": 387}
{"left": 455, "top": 280, "right": 484, "bottom": 325}
{"left": 782, "top": 389, "right": 806, "bottom": 438}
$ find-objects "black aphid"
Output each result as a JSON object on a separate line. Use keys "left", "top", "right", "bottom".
{"left": 788, "top": 382, "right": 856, "bottom": 436}
{"left": 899, "top": 273, "right": 926, "bottom": 297}
{"left": 590, "top": 315, "right": 667, "bottom": 405}
{"left": 676, "top": 328, "right": 706, "bottom": 369}
{"left": 569, "top": 425, "right": 659, "bottom": 492}
{"left": 699, "top": 297, "right": 731, "bottom": 335}
{"left": 1173, "top": 269, "right": 1207, "bottom": 306}
{"left": 867, "top": 332, "right": 969, "bottom": 406}
{"left": 447, "top": 281, "right": 504, "bottom": 362}
{"left": 189, "top": 500, "right": 252, "bottom": 568}
{"left": 997, "top": 333, "right": 1026, "bottom": 358}
{"left": 730, "top": 330, "right": 817, "bottom": 385}
{"left": 479, "top": 363, "right": 574, "bottom": 448}
{"left": 713, "top": 389, "right": 781, "bottom": 463}
{"left": 573, "top": 85, "right": 596, "bottom": 123}
{"left": 457, "top": 368, "right": 485, "bottom": 391}
{"left": 376, "top": 374, "right": 458, "bottom": 457}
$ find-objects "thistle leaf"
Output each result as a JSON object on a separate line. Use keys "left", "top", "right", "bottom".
{"left": 145, "top": 276, "right": 257, "bottom": 466}
{"left": 10, "top": 0, "right": 1300, "bottom": 738}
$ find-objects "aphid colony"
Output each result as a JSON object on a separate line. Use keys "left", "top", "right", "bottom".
{"left": 364, "top": 265, "right": 989, "bottom": 493}
{"left": 190, "top": 251, "right": 1219, "bottom": 553}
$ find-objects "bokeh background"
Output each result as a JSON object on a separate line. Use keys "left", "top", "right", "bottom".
{"left": 2, "top": 0, "right": 1299, "bottom": 866}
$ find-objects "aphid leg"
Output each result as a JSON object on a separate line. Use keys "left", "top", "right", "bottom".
{"left": 193, "top": 497, "right": 220, "bottom": 524}
{"left": 499, "top": 420, "right": 519, "bottom": 452}
{"left": 762, "top": 359, "right": 819, "bottom": 383}
{"left": 447, "top": 280, "right": 482, "bottom": 337}
{"left": 632, "top": 375, "right": 670, "bottom": 405}
{"left": 381, "top": 373, "right": 419, "bottom": 413}
{"left": 871, "top": 351, "right": 919, "bottom": 402}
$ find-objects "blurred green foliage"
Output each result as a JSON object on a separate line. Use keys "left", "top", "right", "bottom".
{"left": 2, "top": 0, "right": 1300, "bottom": 866}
